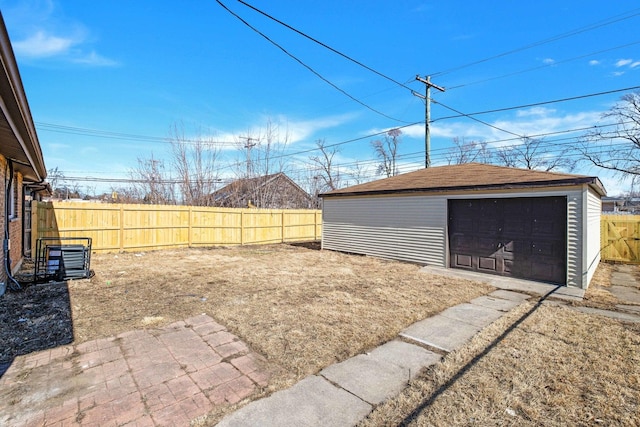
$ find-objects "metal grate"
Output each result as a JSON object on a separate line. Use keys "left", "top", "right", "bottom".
{"left": 35, "top": 237, "right": 92, "bottom": 281}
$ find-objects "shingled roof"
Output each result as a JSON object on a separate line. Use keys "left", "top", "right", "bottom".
{"left": 320, "top": 163, "right": 606, "bottom": 197}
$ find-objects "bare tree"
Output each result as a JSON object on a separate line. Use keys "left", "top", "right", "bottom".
{"left": 578, "top": 91, "right": 640, "bottom": 178}
{"left": 169, "top": 124, "right": 220, "bottom": 206}
{"left": 347, "top": 160, "right": 370, "bottom": 185}
{"left": 129, "top": 154, "right": 176, "bottom": 204}
{"left": 225, "top": 120, "right": 294, "bottom": 208}
{"left": 309, "top": 139, "right": 341, "bottom": 192}
{"left": 446, "top": 137, "right": 492, "bottom": 165}
{"left": 108, "top": 186, "right": 142, "bottom": 204}
{"left": 371, "top": 128, "right": 402, "bottom": 177}
{"left": 496, "top": 137, "right": 575, "bottom": 172}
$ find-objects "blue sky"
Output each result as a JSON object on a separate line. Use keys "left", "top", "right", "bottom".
{"left": 1, "top": 0, "right": 640, "bottom": 196}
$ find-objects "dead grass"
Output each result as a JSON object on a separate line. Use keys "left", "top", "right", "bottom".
{"left": 582, "top": 262, "right": 619, "bottom": 307}
{"left": 360, "top": 301, "right": 640, "bottom": 426}
{"left": 67, "top": 244, "right": 492, "bottom": 422}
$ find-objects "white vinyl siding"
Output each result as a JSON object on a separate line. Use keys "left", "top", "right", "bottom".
{"left": 584, "top": 186, "right": 602, "bottom": 287}
{"left": 322, "top": 185, "right": 598, "bottom": 289}
{"left": 322, "top": 196, "right": 447, "bottom": 266}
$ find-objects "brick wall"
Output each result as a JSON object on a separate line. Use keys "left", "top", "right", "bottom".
{"left": 0, "top": 155, "right": 25, "bottom": 283}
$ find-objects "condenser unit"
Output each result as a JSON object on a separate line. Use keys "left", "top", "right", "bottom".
{"left": 35, "top": 237, "right": 92, "bottom": 281}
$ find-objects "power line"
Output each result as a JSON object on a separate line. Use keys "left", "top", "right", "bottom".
{"left": 36, "top": 122, "right": 238, "bottom": 146}
{"left": 430, "top": 7, "right": 640, "bottom": 77}
{"left": 432, "top": 99, "right": 523, "bottom": 138}
{"left": 231, "top": 1, "right": 524, "bottom": 140}
{"left": 447, "top": 40, "right": 640, "bottom": 90}
{"left": 215, "top": 0, "right": 412, "bottom": 124}
{"left": 432, "top": 85, "right": 640, "bottom": 122}
{"left": 57, "top": 120, "right": 631, "bottom": 188}
{"left": 236, "top": 0, "right": 414, "bottom": 93}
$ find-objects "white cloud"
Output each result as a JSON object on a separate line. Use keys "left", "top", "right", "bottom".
{"left": 631, "top": 61, "right": 640, "bottom": 69}
{"left": 72, "top": 51, "right": 119, "bottom": 67}
{"left": 516, "top": 107, "right": 556, "bottom": 117}
{"left": 588, "top": 60, "right": 600, "bottom": 66}
{"left": 427, "top": 108, "right": 602, "bottom": 145}
{"left": 12, "top": 30, "right": 76, "bottom": 57}
{"left": 612, "top": 71, "right": 625, "bottom": 77}
{"left": 207, "top": 113, "right": 358, "bottom": 151}
{"left": 616, "top": 59, "right": 633, "bottom": 67}
{"left": 542, "top": 58, "right": 555, "bottom": 65}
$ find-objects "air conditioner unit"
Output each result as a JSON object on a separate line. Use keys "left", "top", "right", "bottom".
{"left": 35, "top": 238, "right": 92, "bottom": 281}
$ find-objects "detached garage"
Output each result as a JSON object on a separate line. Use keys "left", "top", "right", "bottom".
{"left": 320, "top": 163, "right": 606, "bottom": 289}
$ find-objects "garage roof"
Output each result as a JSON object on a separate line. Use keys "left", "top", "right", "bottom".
{"left": 320, "top": 163, "right": 606, "bottom": 198}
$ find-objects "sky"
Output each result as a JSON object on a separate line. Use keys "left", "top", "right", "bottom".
{"left": 1, "top": 0, "right": 640, "bottom": 196}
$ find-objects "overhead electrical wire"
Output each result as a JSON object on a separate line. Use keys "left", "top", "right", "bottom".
{"left": 229, "top": 0, "right": 525, "bottom": 137}
{"left": 235, "top": 0, "right": 415, "bottom": 93}
{"left": 446, "top": 40, "right": 640, "bottom": 90}
{"left": 431, "top": 85, "right": 640, "bottom": 122}
{"left": 215, "top": 0, "right": 412, "bottom": 124}
{"left": 429, "top": 7, "right": 640, "bottom": 77}
{"left": 57, "top": 120, "right": 631, "bottom": 188}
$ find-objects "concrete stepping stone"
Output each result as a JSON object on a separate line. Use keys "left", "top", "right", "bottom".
{"left": 439, "top": 303, "right": 504, "bottom": 328}
{"left": 610, "top": 285, "right": 640, "bottom": 304}
{"left": 617, "top": 304, "right": 640, "bottom": 314}
{"left": 571, "top": 306, "right": 640, "bottom": 322}
{"left": 216, "top": 375, "right": 371, "bottom": 427}
{"left": 320, "top": 354, "right": 409, "bottom": 405}
{"left": 367, "top": 340, "right": 441, "bottom": 379}
{"left": 470, "top": 295, "right": 521, "bottom": 312}
{"left": 400, "top": 314, "right": 481, "bottom": 352}
{"left": 489, "top": 289, "right": 531, "bottom": 302}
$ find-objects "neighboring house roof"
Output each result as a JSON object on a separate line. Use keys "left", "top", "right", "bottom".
{"left": 321, "top": 163, "right": 606, "bottom": 198}
{"left": 0, "top": 12, "right": 47, "bottom": 184}
{"left": 212, "top": 172, "right": 313, "bottom": 208}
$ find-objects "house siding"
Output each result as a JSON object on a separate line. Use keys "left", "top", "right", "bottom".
{"left": 584, "top": 186, "right": 602, "bottom": 287}
{"left": 322, "top": 196, "right": 447, "bottom": 266}
{"left": 323, "top": 186, "right": 594, "bottom": 288}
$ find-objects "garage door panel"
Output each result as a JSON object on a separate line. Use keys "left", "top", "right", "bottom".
{"left": 478, "top": 256, "right": 498, "bottom": 271}
{"left": 449, "top": 197, "right": 566, "bottom": 285}
{"left": 454, "top": 254, "right": 473, "bottom": 268}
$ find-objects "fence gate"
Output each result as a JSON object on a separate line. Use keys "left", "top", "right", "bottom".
{"left": 601, "top": 215, "right": 640, "bottom": 263}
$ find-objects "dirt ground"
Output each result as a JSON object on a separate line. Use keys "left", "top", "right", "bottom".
{"left": 2, "top": 243, "right": 639, "bottom": 426}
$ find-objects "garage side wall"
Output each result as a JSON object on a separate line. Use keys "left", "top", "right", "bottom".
{"left": 584, "top": 186, "right": 602, "bottom": 288}
{"left": 321, "top": 196, "right": 447, "bottom": 266}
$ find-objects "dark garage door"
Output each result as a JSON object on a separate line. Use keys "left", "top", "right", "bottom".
{"left": 448, "top": 197, "right": 567, "bottom": 284}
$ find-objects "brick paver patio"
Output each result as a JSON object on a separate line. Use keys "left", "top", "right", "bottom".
{"left": 0, "top": 314, "right": 270, "bottom": 426}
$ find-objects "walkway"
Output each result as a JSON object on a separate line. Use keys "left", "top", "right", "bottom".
{"left": 0, "top": 314, "right": 269, "bottom": 426}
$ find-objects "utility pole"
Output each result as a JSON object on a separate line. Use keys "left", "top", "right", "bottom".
{"left": 413, "top": 75, "right": 445, "bottom": 168}
{"left": 239, "top": 136, "right": 257, "bottom": 177}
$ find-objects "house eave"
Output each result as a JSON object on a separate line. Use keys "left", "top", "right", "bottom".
{"left": 0, "top": 12, "right": 47, "bottom": 182}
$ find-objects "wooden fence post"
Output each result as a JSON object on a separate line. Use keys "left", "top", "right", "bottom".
{"left": 119, "top": 205, "right": 124, "bottom": 251}
{"left": 240, "top": 210, "right": 244, "bottom": 246}
{"left": 188, "top": 206, "right": 193, "bottom": 248}
{"left": 281, "top": 211, "right": 286, "bottom": 243}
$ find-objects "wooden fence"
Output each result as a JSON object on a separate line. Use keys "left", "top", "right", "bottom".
{"left": 601, "top": 214, "right": 640, "bottom": 263}
{"left": 33, "top": 201, "right": 322, "bottom": 253}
